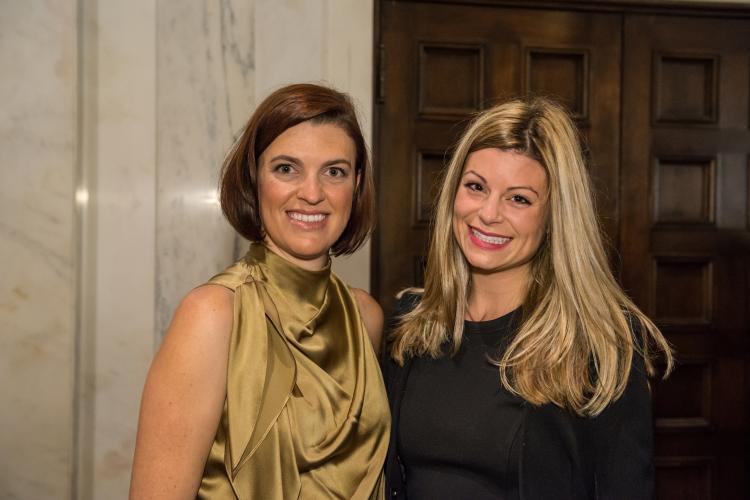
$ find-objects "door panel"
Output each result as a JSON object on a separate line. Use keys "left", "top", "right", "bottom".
{"left": 621, "top": 14, "right": 750, "bottom": 500}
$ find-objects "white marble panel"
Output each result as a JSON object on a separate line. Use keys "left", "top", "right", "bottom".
{"left": 255, "top": 0, "right": 325, "bottom": 93}
{"left": 156, "top": 0, "right": 254, "bottom": 338}
{"left": 86, "top": 1, "right": 158, "bottom": 497}
{"left": 0, "top": 2, "right": 78, "bottom": 499}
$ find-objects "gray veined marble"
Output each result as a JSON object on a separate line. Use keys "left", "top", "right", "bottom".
{"left": 156, "top": 0, "right": 254, "bottom": 339}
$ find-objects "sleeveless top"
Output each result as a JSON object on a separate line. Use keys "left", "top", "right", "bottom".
{"left": 197, "top": 244, "right": 390, "bottom": 499}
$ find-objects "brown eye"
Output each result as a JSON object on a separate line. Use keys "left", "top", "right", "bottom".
{"left": 274, "top": 164, "right": 295, "bottom": 174}
{"left": 327, "top": 166, "right": 347, "bottom": 177}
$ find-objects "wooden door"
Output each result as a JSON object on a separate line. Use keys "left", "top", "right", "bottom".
{"left": 620, "top": 14, "right": 750, "bottom": 500}
{"left": 375, "top": 1, "right": 621, "bottom": 313}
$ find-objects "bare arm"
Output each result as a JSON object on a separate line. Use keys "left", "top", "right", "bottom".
{"left": 129, "top": 284, "right": 233, "bottom": 499}
{"left": 352, "top": 288, "right": 385, "bottom": 356}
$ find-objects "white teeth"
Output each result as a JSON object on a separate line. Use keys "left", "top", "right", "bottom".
{"left": 471, "top": 228, "right": 510, "bottom": 245}
{"left": 289, "top": 212, "right": 326, "bottom": 222}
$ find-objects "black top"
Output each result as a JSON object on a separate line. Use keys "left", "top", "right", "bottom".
{"left": 382, "top": 293, "right": 655, "bottom": 500}
{"left": 398, "top": 310, "right": 524, "bottom": 499}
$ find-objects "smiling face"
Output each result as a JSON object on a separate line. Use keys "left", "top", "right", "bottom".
{"left": 257, "top": 120, "right": 357, "bottom": 270}
{"left": 452, "top": 148, "right": 548, "bottom": 283}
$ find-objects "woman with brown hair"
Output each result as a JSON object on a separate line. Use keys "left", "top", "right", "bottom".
{"left": 130, "top": 83, "right": 389, "bottom": 499}
{"left": 383, "top": 96, "right": 673, "bottom": 499}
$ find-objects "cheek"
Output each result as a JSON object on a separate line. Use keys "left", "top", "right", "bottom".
{"left": 257, "top": 171, "right": 271, "bottom": 200}
{"left": 452, "top": 192, "right": 470, "bottom": 220}
{"left": 331, "top": 182, "right": 356, "bottom": 212}
{"left": 451, "top": 202, "right": 467, "bottom": 240}
{"left": 258, "top": 176, "right": 289, "bottom": 204}
{"left": 526, "top": 212, "right": 547, "bottom": 246}
{"left": 257, "top": 178, "right": 287, "bottom": 225}
{"left": 451, "top": 192, "right": 478, "bottom": 237}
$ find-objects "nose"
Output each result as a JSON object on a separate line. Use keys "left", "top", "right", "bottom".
{"left": 298, "top": 173, "right": 325, "bottom": 204}
{"left": 477, "top": 194, "right": 504, "bottom": 225}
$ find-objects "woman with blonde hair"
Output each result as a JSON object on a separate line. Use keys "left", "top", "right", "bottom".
{"left": 383, "top": 96, "right": 672, "bottom": 499}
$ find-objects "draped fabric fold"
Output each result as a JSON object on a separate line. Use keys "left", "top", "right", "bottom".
{"left": 197, "top": 244, "right": 390, "bottom": 499}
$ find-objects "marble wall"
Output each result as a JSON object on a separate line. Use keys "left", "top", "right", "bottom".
{"left": 0, "top": 2, "right": 78, "bottom": 498}
{"left": 0, "top": 1, "right": 373, "bottom": 499}
{"left": 155, "top": 0, "right": 253, "bottom": 346}
{"left": 156, "top": 0, "right": 376, "bottom": 337}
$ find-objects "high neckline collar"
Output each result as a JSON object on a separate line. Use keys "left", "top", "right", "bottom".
{"left": 245, "top": 243, "right": 331, "bottom": 338}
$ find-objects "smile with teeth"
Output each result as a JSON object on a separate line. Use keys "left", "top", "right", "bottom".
{"left": 471, "top": 227, "right": 510, "bottom": 245}
{"left": 288, "top": 211, "right": 327, "bottom": 223}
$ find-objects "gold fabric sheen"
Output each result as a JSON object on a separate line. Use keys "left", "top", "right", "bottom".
{"left": 197, "top": 244, "right": 390, "bottom": 499}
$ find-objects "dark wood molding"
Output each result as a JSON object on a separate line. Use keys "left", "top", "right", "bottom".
{"left": 371, "top": 0, "right": 382, "bottom": 296}
{"left": 380, "top": 0, "right": 750, "bottom": 18}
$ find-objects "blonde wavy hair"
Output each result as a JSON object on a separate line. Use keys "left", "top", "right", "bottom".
{"left": 390, "top": 96, "right": 673, "bottom": 417}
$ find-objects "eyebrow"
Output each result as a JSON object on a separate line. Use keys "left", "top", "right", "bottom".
{"left": 269, "top": 154, "right": 353, "bottom": 168}
{"left": 463, "top": 169, "right": 541, "bottom": 196}
{"left": 463, "top": 169, "right": 488, "bottom": 184}
{"left": 509, "top": 186, "right": 541, "bottom": 196}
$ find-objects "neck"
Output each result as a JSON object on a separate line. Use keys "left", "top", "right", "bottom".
{"left": 466, "top": 265, "right": 529, "bottom": 321}
{"left": 263, "top": 239, "right": 329, "bottom": 271}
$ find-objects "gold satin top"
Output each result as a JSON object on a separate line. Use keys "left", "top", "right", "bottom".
{"left": 197, "top": 244, "right": 390, "bottom": 499}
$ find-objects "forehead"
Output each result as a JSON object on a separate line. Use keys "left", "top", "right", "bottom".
{"left": 262, "top": 121, "right": 355, "bottom": 159}
{"left": 463, "top": 148, "right": 547, "bottom": 186}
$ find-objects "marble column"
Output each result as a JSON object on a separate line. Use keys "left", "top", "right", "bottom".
{"left": 77, "top": 1, "right": 158, "bottom": 497}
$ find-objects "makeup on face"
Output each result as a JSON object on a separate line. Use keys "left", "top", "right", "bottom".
{"left": 452, "top": 148, "right": 548, "bottom": 281}
{"left": 258, "top": 121, "right": 357, "bottom": 270}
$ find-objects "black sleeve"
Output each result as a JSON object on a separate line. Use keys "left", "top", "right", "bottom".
{"left": 588, "top": 327, "right": 655, "bottom": 499}
{"left": 381, "top": 292, "right": 422, "bottom": 500}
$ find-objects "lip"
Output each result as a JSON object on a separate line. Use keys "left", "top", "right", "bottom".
{"left": 467, "top": 225, "right": 511, "bottom": 250}
{"left": 287, "top": 210, "right": 328, "bottom": 229}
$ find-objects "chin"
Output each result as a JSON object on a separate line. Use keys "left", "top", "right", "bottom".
{"left": 463, "top": 252, "right": 506, "bottom": 273}
{"left": 289, "top": 242, "right": 332, "bottom": 259}
{"left": 467, "top": 262, "right": 499, "bottom": 274}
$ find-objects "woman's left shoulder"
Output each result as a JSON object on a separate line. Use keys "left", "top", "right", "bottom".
{"left": 351, "top": 288, "right": 385, "bottom": 353}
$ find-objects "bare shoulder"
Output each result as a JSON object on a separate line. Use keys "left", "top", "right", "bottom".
{"left": 351, "top": 288, "right": 384, "bottom": 354}
{"left": 150, "top": 286, "right": 231, "bottom": 364}
{"left": 179, "top": 283, "right": 234, "bottom": 318}
{"left": 154, "top": 284, "right": 235, "bottom": 372}
{"left": 172, "top": 284, "right": 234, "bottom": 335}
{"left": 130, "top": 284, "right": 235, "bottom": 498}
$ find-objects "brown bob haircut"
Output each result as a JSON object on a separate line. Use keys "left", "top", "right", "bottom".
{"left": 220, "top": 83, "right": 375, "bottom": 256}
